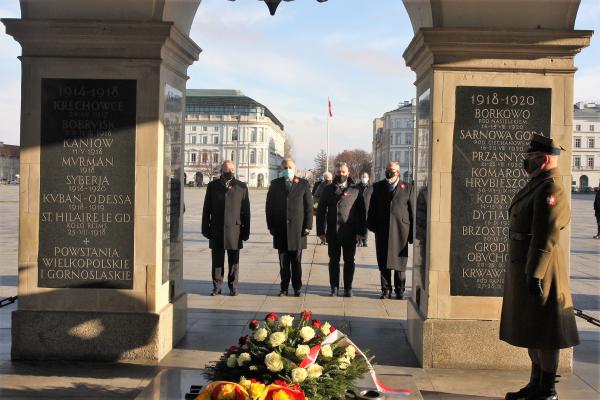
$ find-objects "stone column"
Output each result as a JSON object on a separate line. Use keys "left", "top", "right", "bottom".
{"left": 402, "top": 0, "right": 591, "bottom": 370}
{"left": 2, "top": 0, "right": 201, "bottom": 361}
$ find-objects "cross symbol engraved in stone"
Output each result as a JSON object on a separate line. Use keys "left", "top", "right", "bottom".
{"left": 83, "top": 238, "right": 90, "bottom": 246}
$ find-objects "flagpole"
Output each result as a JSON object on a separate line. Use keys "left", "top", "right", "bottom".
{"left": 326, "top": 97, "right": 330, "bottom": 173}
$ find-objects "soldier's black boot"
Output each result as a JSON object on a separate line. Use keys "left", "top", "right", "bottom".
{"left": 526, "top": 371, "right": 558, "bottom": 400}
{"left": 505, "top": 363, "right": 541, "bottom": 400}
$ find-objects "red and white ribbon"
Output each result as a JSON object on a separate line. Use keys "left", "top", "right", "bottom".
{"left": 300, "top": 329, "right": 412, "bottom": 396}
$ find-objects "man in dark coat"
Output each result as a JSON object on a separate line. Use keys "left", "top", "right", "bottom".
{"left": 356, "top": 171, "right": 373, "bottom": 247}
{"left": 202, "top": 160, "right": 250, "bottom": 296}
{"left": 314, "top": 172, "right": 333, "bottom": 245}
{"left": 501, "top": 135, "right": 579, "bottom": 400}
{"left": 317, "top": 162, "right": 366, "bottom": 297}
{"left": 367, "top": 161, "right": 413, "bottom": 300}
{"left": 266, "top": 159, "right": 313, "bottom": 296}
{"left": 594, "top": 179, "right": 600, "bottom": 239}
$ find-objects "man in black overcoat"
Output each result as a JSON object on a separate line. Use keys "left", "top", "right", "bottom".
{"left": 202, "top": 160, "right": 250, "bottom": 296}
{"left": 594, "top": 179, "right": 600, "bottom": 239}
{"left": 317, "top": 162, "right": 366, "bottom": 297}
{"left": 356, "top": 171, "right": 373, "bottom": 247}
{"left": 367, "top": 161, "right": 413, "bottom": 299}
{"left": 266, "top": 159, "right": 313, "bottom": 296}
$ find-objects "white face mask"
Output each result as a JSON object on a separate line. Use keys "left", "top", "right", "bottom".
{"left": 361, "top": 177, "right": 369, "bottom": 184}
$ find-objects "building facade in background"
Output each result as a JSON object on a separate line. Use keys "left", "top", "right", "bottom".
{"left": 184, "top": 89, "right": 286, "bottom": 187}
{"left": 0, "top": 142, "right": 19, "bottom": 182}
{"left": 572, "top": 102, "right": 600, "bottom": 191}
{"left": 372, "top": 100, "right": 416, "bottom": 181}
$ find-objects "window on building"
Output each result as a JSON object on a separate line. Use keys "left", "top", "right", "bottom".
{"left": 251, "top": 129, "right": 257, "bottom": 142}
{"left": 202, "top": 136, "right": 208, "bottom": 144}
{"left": 590, "top": 125, "right": 595, "bottom": 132}
{"left": 258, "top": 149, "right": 263, "bottom": 164}
{"left": 213, "top": 153, "right": 219, "bottom": 163}
{"left": 202, "top": 126, "right": 208, "bottom": 132}
{"left": 213, "top": 136, "right": 219, "bottom": 144}
{"left": 192, "top": 126, "right": 197, "bottom": 132}
{"left": 214, "top": 126, "right": 219, "bottom": 132}
{"left": 201, "top": 152, "right": 209, "bottom": 163}
{"left": 574, "top": 156, "right": 580, "bottom": 168}
{"left": 260, "top": 129, "right": 264, "bottom": 142}
{"left": 574, "top": 137, "right": 581, "bottom": 148}
{"left": 232, "top": 129, "right": 238, "bottom": 141}
{"left": 231, "top": 151, "right": 235, "bottom": 161}
{"left": 191, "top": 153, "right": 196, "bottom": 163}
{"left": 589, "top": 138, "right": 595, "bottom": 149}
{"left": 250, "top": 150, "right": 256, "bottom": 164}
{"left": 588, "top": 157, "right": 594, "bottom": 169}
{"left": 191, "top": 136, "right": 196, "bottom": 144}
{"left": 575, "top": 124, "right": 581, "bottom": 131}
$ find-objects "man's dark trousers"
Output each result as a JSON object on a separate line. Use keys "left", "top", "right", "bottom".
{"left": 279, "top": 250, "right": 302, "bottom": 292}
{"left": 380, "top": 269, "right": 405, "bottom": 294}
{"left": 328, "top": 240, "right": 356, "bottom": 290}
{"left": 211, "top": 249, "right": 239, "bottom": 291}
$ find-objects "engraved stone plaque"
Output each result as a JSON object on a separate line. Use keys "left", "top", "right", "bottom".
{"left": 450, "top": 86, "right": 551, "bottom": 296}
{"left": 38, "top": 79, "right": 136, "bottom": 289}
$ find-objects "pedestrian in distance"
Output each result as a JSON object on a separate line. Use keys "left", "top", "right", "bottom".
{"left": 594, "top": 179, "right": 600, "bottom": 239}
{"left": 317, "top": 162, "right": 366, "bottom": 297}
{"left": 356, "top": 171, "right": 373, "bottom": 247}
{"left": 201, "top": 160, "right": 250, "bottom": 296}
{"left": 367, "top": 161, "right": 413, "bottom": 300}
{"left": 314, "top": 171, "right": 333, "bottom": 245}
{"left": 500, "top": 134, "right": 579, "bottom": 400}
{"left": 266, "top": 158, "right": 313, "bottom": 297}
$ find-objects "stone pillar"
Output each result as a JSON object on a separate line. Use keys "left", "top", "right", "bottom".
{"left": 402, "top": 0, "right": 591, "bottom": 370}
{"left": 2, "top": 0, "right": 201, "bottom": 361}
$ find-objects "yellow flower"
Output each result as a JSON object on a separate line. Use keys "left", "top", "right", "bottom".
{"left": 268, "top": 331, "right": 287, "bottom": 347}
{"left": 240, "top": 379, "right": 252, "bottom": 391}
{"left": 299, "top": 326, "right": 315, "bottom": 342}
{"left": 249, "top": 382, "right": 266, "bottom": 398}
{"left": 265, "top": 351, "right": 284, "bottom": 372}
{"left": 319, "top": 344, "right": 333, "bottom": 359}
{"left": 272, "top": 390, "right": 292, "bottom": 400}
{"left": 320, "top": 322, "right": 332, "bottom": 336}
{"left": 226, "top": 354, "right": 237, "bottom": 368}
{"left": 306, "top": 363, "right": 323, "bottom": 378}
{"left": 279, "top": 315, "right": 294, "bottom": 327}
{"left": 237, "top": 352, "right": 252, "bottom": 366}
{"left": 254, "top": 328, "right": 268, "bottom": 342}
{"left": 291, "top": 367, "right": 308, "bottom": 383}
{"left": 345, "top": 345, "right": 356, "bottom": 359}
{"left": 216, "top": 383, "right": 237, "bottom": 400}
{"left": 295, "top": 344, "right": 310, "bottom": 359}
{"left": 338, "top": 355, "right": 350, "bottom": 370}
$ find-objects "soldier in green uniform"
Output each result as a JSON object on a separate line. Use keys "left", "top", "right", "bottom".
{"left": 500, "top": 134, "right": 579, "bottom": 400}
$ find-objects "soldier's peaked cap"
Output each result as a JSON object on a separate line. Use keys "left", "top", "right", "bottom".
{"left": 527, "top": 134, "right": 564, "bottom": 155}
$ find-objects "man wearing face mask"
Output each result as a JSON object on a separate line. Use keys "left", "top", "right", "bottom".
{"left": 202, "top": 160, "right": 251, "bottom": 296}
{"left": 317, "top": 162, "right": 366, "bottom": 297}
{"left": 356, "top": 171, "right": 373, "bottom": 247}
{"left": 367, "top": 161, "right": 413, "bottom": 300}
{"left": 501, "top": 134, "right": 579, "bottom": 400}
{"left": 266, "top": 159, "right": 313, "bottom": 297}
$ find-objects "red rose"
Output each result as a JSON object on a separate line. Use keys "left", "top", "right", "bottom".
{"left": 239, "top": 335, "right": 248, "bottom": 346}
{"left": 330, "top": 326, "right": 336, "bottom": 333}
{"left": 312, "top": 319, "right": 322, "bottom": 329}
{"left": 249, "top": 319, "right": 259, "bottom": 330}
{"left": 265, "top": 312, "right": 278, "bottom": 321}
{"left": 301, "top": 310, "right": 311, "bottom": 321}
{"left": 227, "top": 345, "right": 238, "bottom": 354}
{"left": 274, "top": 380, "right": 289, "bottom": 388}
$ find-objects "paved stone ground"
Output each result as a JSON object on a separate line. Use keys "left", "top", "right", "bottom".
{"left": 0, "top": 186, "right": 598, "bottom": 399}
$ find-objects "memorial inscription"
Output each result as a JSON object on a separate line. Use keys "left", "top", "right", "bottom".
{"left": 450, "top": 86, "right": 551, "bottom": 296}
{"left": 38, "top": 79, "right": 136, "bottom": 289}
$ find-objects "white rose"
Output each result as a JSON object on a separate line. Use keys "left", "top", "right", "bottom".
{"left": 338, "top": 356, "right": 350, "bottom": 370}
{"left": 291, "top": 367, "right": 308, "bottom": 383}
{"left": 237, "top": 352, "right": 251, "bottom": 366}
{"left": 320, "top": 344, "right": 333, "bottom": 359}
{"left": 320, "top": 322, "right": 332, "bottom": 336}
{"left": 306, "top": 363, "right": 323, "bottom": 378}
{"left": 265, "top": 351, "right": 284, "bottom": 372}
{"left": 279, "top": 315, "right": 294, "bottom": 327}
{"left": 295, "top": 344, "right": 310, "bottom": 359}
{"left": 345, "top": 345, "right": 356, "bottom": 359}
{"left": 254, "top": 328, "right": 268, "bottom": 342}
{"left": 226, "top": 354, "right": 237, "bottom": 368}
{"left": 299, "top": 326, "right": 316, "bottom": 342}
{"left": 268, "top": 331, "right": 287, "bottom": 347}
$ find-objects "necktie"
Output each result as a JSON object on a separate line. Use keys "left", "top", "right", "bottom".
{"left": 286, "top": 180, "right": 292, "bottom": 192}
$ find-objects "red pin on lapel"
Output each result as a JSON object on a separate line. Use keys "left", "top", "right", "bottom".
{"left": 400, "top": 183, "right": 406, "bottom": 189}
{"left": 546, "top": 194, "right": 556, "bottom": 206}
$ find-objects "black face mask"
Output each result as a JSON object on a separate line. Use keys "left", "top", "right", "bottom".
{"left": 385, "top": 170, "right": 396, "bottom": 179}
{"left": 222, "top": 172, "right": 234, "bottom": 180}
{"left": 334, "top": 175, "right": 348, "bottom": 184}
{"left": 522, "top": 158, "right": 542, "bottom": 174}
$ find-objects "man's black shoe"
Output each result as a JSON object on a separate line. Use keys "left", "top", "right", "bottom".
{"left": 395, "top": 292, "right": 404, "bottom": 300}
{"left": 505, "top": 363, "right": 540, "bottom": 400}
{"left": 379, "top": 290, "right": 389, "bottom": 299}
{"left": 229, "top": 291, "right": 238, "bottom": 296}
{"left": 344, "top": 289, "right": 353, "bottom": 298}
{"left": 294, "top": 291, "right": 301, "bottom": 297}
{"left": 330, "top": 288, "right": 338, "bottom": 297}
{"left": 210, "top": 289, "right": 221, "bottom": 296}
{"left": 278, "top": 290, "right": 288, "bottom": 297}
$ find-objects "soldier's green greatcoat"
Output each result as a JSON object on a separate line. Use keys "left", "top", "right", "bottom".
{"left": 500, "top": 168, "right": 579, "bottom": 349}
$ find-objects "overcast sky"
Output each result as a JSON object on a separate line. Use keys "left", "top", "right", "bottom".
{"left": 1, "top": 0, "right": 599, "bottom": 168}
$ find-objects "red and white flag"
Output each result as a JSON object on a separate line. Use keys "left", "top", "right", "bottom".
{"left": 328, "top": 97, "right": 333, "bottom": 118}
